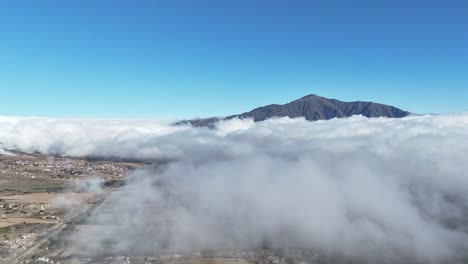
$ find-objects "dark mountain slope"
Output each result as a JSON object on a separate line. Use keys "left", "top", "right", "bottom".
{"left": 179, "top": 94, "right": 410, "bottom": 127}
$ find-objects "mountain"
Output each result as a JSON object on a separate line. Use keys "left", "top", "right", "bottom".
{"left": 179, "top": 94, "right": 410, "bottom": 127}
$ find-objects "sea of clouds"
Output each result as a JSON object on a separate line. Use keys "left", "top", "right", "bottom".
{"left": 1, "top": 114, "right": 468, "bottom": 263}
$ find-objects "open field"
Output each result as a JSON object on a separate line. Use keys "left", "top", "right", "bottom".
{"left": 0, "top": 180, "right": 67, "bottom": 196}
{"left": 0, "top": 192, "right": 92, "bottom": 205}
{"left": 0, "top": 218, "right": 57, "bottom": 228}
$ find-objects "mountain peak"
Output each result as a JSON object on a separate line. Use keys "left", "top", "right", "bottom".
{"left": 299, "top": 94, "right": 319, "bottom": 99}
{"left": 178, "top": 94, "right": 410, "bottom": 127}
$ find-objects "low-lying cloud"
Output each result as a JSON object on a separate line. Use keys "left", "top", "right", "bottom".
{"left": 2, "top": 114, "right": 468, "bottom": 263}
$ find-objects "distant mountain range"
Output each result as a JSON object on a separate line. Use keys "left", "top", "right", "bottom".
{"left": 178, "top": 94, "right": 410, "bottom": 127}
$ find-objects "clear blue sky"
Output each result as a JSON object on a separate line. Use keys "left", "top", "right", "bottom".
{"left": 0, "top": 0, "right": 467, "bottom": 119}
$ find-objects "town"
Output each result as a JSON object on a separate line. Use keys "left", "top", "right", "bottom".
{"left": 0, "top": 152, "right": 144, "bottom": 263}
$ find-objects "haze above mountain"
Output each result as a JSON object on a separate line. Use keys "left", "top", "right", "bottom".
{"left": 181, "top": 94, "right": 411, "bottom": 127}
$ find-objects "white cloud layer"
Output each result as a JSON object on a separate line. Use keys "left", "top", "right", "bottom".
{"left": 1, "top": 114, "right": 468, "bottom": 262}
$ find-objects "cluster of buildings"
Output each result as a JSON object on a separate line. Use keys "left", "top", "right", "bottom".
{"left": 0, "top": 153, "right": 141, "bottom": 181}
{"left": 2, "top": 233, "right": 35, "bottom": 249}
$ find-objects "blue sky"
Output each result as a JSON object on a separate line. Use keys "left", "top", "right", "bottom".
{"left": 0, "top": 0, "right": 467, "bottom": 119}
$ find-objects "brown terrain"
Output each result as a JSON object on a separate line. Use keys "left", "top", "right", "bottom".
{"left": 0, "top": 153, "right": 315, "bottom": 264}
{"left": 0, "top": 152, "right": 144, "bottom": 263}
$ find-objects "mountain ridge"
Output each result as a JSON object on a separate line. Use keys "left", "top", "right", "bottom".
{"left": 179, "top": 94, "right": 410, "bottom": 127}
